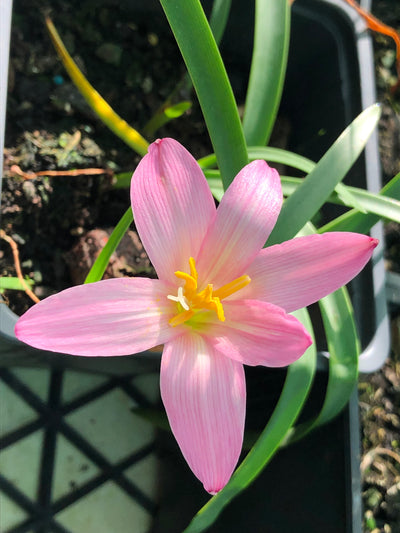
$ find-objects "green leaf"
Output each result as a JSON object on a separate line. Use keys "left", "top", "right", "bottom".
{"left": 142, "top": 101, "right": 192, "bottom": 138}
{"left": 84, "top": 207, "right": 133, "bottom": 284}
{"left": 0, "top": 277, "right": 34, "bottom": 291}
{"left": 112, "top": 171, "right": 133, "bottom": 189}
{"left": 198, "top": 146, "right": 316, "bottom": 173}
{"left": 183, "top": 308, "right": 316, "bottom": 533}
{"left": 285, "top": 287, "right": 359, "bottom": 443}
{"left": 243, "top": 0, "right": 290, "bottom": 145}
{"left": 280, "top": 174, "right": 400, "bottom": 223}
{"left": 45, "top": 17, "right": 149, "bottom": 156}
{"left": 334, "top": 183, "right": 367, "bottom": 213}
{"left": 267, "top": 104, "right": 382, "bottom": 245}
{"left": 205, "top": 170, "right": 381, "bottom": 213}
{"left": 201, "top": 146, "right": 364, "bottom": 210}
{"left": 320, "top": 171, "right": 400, "bottom": 233}
{"left": 164, "top": 101, "right": 192, "bottom": 118}
{"left": 203, "top": 172, "right": 223, "bottom": 200}
{"left": 317, "top": 289, "right": 360, "bottom": 422}
{"left": 208, "top": 0, "right": 232, "bottom": 45}
{"left": 328, "top": 184, "right": 400, "bottom": 224}
{"left": 159, "top": 0, "right": 248, "bottom": 189}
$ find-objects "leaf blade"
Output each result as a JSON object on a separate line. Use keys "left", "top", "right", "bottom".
{"left": 45, "top": 17, "right": 149, "bottom": 156}
{"left": 84, "top": 207, "right": 133, "bottom": 284}
{"left": 159, "top": 0, "right": 248, "bottom": 189}
{"left": 243, "top": 0, "right": 290, "bottom": 145}
{"left": 267, "top": 104, "right": 382, "bottom": 245}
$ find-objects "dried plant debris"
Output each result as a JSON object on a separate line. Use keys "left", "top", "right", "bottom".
{"left": 3, "top": 129, "right": 104, "bottom": 173}
{"left": 359, "top": 359, "right": 400, "bottom": 532}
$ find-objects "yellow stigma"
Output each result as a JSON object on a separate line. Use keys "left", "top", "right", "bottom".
{"left": 167, "top": 257, "right": 251, "bottom": 327}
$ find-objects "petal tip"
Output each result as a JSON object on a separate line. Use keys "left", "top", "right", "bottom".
{"left": 370, "top": 237, "right": 379, "bottom": 249}
{"left": 205, "top": 484, "right": 224, "bottom": 496}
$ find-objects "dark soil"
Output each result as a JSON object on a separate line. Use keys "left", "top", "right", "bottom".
{"left": 1, "top": 1, "right": 400, "bottom": 532}
{"left": 1, "top": 0, "right": 210, "bottom": 315}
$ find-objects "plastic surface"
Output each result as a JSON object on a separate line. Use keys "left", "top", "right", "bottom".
{"left": 0, "top": 0, "right": 14, "bottom": 351}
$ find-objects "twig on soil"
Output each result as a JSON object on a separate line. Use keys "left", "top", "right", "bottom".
{"left": 9, "top": 164, "right": 113, "bottom": 180}
{"left": 361, "top": 446, "right": 400, "bottom": 476}
{"left": 0, "top": 230, "right": 40, "bottom": 304}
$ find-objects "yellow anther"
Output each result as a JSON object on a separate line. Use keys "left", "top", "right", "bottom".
{"left": 194, "top": 284, "right": 213, "bottom": 305}
{"left": 212, "top": 297, "right": 225, "bottom": 321}
{"left": 174, "top": 270, "right": 197, "bottom": 292}
{"left": 189, "top": 257, "right": 198, "bottom": 281}
{"left": 169, "top": 309, "right": 195, "bottom": 327}
{"left": 168, "top": 258, "right": 250, "bottom": 327}
{"left": 213, "top": 275, "right": 251, "bottom": 300}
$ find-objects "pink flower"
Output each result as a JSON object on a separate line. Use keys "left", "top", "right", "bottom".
{"left": 15, "top": 138, "right": 377, "bottom": 494}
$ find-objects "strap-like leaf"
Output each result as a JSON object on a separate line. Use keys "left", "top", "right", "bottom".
{"left": 267, "top": 104, "right": 382, "bottom": 245}
{"left": 320, "top": 171, "right": 400, "bottom": 233}
{"left": 282, "top": 175, "right": 400, "bottom": 223}
{"left": 198, "top": 146, "right": 315, "bottom": 173}
{"left": 204, "top": 170, "right": 400, "bottom": 223}
{"left": 84, "top": 207, "right": 133, "bottom": 284}
{"left": 45, "top": 17, "right": 149, "bottom": 156}
{"left": 200, "top": 146, "right": 365, "bottom": 211}
{"left": 0, "top": 277, "right": 34, "bottom": 291}
{"left": 243, "top": 0, "right": 290, "bottom": 145}
{"left": 159, "top": 0, "right": 248, "bottom": 189}
{"left": 142, "top": 101, "right": 192, "bottom": 138}
{"left": 208, "top": 0, "right": 232, "bottom": 45}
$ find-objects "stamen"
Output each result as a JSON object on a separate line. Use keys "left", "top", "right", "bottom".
{"left": 213, "top": 275, "right": 251, "bottom": 300}
{"left": 213, "top": 297, "right": 225, "bottom": 321}
{"left": 189, "top": 257, "right": 198, "bottom": 281}
{"left": 174, "top": 270, "right": 197, "bottom": 292}
{"left": 167, "top": 258, "right": 250, "bottom": 328}
{"left": 169, "top": 309, "right": 194, "bottom": 327}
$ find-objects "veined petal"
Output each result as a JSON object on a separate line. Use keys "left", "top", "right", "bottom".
{"left": 207, "top": 300, "right": 312, "bottom": 367}
{"left": 15, "top": 278, "right": 183, "bottom": 356}
{"left": 160, "top": 333, "right": 246, "bottom": 494}
{"left": 130, "top": 138, "right": 216, "bottom": 284}
{"left": 239, "top": 233, "right": 378, "bottom": 312}
{"left": 196, "top": 160, "right": 282, "bottom": 288}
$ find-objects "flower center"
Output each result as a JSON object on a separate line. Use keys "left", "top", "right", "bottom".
{"left": 167, "top": 257, "right": 251, "bottom": 327}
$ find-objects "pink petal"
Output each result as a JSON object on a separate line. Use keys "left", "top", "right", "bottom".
{"left": 239, "top": 233, "right": 378, "bottom": 312}
{"left": 130, "top": 138, "right": 216, "bottom": 284}
{"left": 195, "top": 160, "right": 282, "bottom": 288}
{"left": 15, "top": 278, "right": 183, "bottom": 356}
{"left": 160, "top": 333, "right": 246, "bottom": 494}
{"left": 207, "top": 300, "right": 312, "bottom": 367}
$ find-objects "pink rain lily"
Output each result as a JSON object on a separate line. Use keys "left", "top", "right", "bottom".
{"left": 15, "top": 138, "right": 377, "bottom": 494}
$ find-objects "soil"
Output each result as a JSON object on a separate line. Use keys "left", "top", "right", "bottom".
{"left": 1, "top": 1, "right": 400, "bottom": 532}
{"left": 1, "top": 0, "right": 210, "bottom": 314}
